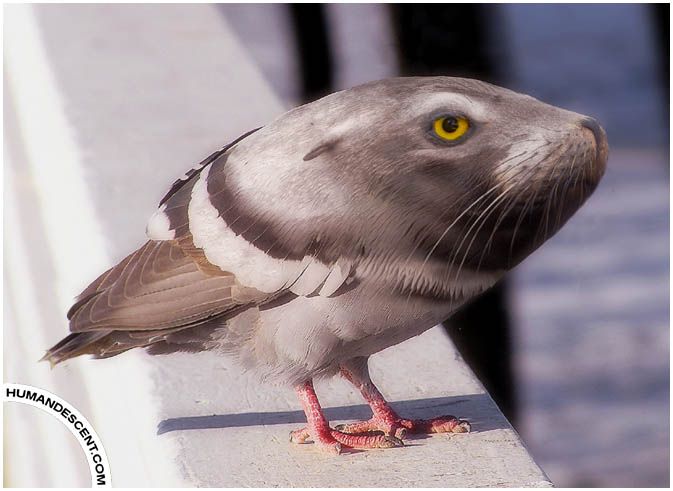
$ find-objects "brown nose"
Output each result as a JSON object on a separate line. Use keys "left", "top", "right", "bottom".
{"left": 580, "top": 116, "right": 609, "bottom": 176}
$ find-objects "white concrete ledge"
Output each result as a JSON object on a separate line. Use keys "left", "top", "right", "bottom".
{"left": 150, "top": 327, "right": 551, "bottom": 487}
{"left": 4, "top": 4, "right": 550, "bottom": 487}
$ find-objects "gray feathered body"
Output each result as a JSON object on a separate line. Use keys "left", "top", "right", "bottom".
{"left": 44, "top": 77, "right": 607, "bottom": 386}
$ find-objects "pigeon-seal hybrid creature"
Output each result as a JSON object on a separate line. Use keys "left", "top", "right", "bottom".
{"left": 44, "top": 77, "right": 607, "bottom": 454}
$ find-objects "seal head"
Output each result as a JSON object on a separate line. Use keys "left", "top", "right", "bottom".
{"left": 217, "top": 77, "right": 608, "bottom": 297}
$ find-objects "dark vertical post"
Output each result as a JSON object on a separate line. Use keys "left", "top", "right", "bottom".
{"left": 649, "top": 3, "right": 669, "bottom": 150}
{"left": 288, "top": 4, "right": 334, "bottom": 102}
{"left": 390, "top": 4, "right": 518, "bottom": 425}
{"left": 391, "top": 4, "right": 503, "bottom": 80}
{"left": 650, "top": 4, "right": 669, "bottom": 91}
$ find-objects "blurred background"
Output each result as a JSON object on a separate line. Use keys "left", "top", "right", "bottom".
{"left": 220, "top": 3, "right": 669, "bottom": 486}
{"left": 5, "top": 3, "right": 669, "bottom": 487}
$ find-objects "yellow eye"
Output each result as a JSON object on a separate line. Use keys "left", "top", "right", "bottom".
{"left": 433, "top": 116, "right": 470, "bottom": 141}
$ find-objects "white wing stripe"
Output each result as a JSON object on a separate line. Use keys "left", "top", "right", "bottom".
{"left": 289, "top": 258, "right": 331, "bottom": 296}
{"left": 318, "top": 261, "right": 350, "bottom": 297}
{"left": 146, "top": 204, "right": 176, "bottom": 240}
{"left": 189, "top": 173, "right": 303, "bottom": 293}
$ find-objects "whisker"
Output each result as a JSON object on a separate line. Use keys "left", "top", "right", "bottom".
{"left": 406, "top": 184, "right": 500, "bottom": 291}
{"left": 401, "top": 139, "right": 556, "bottom": 300}
{"left": 477, "top": 142, "right": 563, "bottom": 270}
{"left": 553, "top": 150, "right": 581, "bottom": 231}
{"left": 507, "top": 143, "right": 563, "bottom": 256}
{"left": 441, "top": 144, "right": 556, "bottom": 283}
{"left": 477, "top": 165, "right": 540, "bottom": 270}
{"left": 449, "top": 179, "right": 525, "bottom": 285}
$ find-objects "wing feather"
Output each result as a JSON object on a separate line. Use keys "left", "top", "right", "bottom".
{"left": 68, "top": 240, "right": 253, "bottom": 332}
{"left": 45, "top": 127, "right": 353, "bottom": 366}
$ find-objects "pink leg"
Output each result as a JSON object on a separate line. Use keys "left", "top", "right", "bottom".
{"left": 336, "top": 358, "right": 471, "bottom": 439}
{"left": 290, "top": 380, "right": 403, "bottom": 454}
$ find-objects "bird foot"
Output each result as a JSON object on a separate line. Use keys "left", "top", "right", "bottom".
{"left": 290, "top": 426, "right": 403, "bottom": 454}
{"left": 334, "top": 414, "right": 471, "bottom": 440}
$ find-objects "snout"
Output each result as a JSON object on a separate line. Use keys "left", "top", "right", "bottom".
{"left": 578, "top": 116, "right": 609, "bottom": 181}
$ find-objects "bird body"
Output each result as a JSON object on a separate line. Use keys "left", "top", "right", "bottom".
{"left": 44, "top": 77, "right": 607, "bottom": 453}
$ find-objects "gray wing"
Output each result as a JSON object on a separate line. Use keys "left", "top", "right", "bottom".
{"left": 43, "top": 131, "right": 273, "bottom": 364}
{"left": 43, "top": 237, "right": 272, "bottom": 364}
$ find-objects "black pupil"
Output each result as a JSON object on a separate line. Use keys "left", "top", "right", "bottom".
{"left": 442, "top": 117, "right": 459, "bottom": 133}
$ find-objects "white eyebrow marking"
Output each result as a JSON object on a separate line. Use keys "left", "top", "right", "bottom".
{"left": 416, "top": 92, "right": 491, "bottom": 121}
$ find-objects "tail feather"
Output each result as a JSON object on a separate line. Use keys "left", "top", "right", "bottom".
{"left": 42, "top": 321, "right": 218, "bottom": 366}
{"left": 41, "top": 331, "right": 111, "bottom": 367}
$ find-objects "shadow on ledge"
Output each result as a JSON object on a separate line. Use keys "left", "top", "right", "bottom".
{"left": 157, "top": 393, "right": 507, "bottom": 435}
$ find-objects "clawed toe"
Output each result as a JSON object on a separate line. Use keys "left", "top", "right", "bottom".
{"left": 451, "top": 419, "right": 471, "bottom": 433}
{"left": 334, "top": 418, "right": 407, "bottom": 440}
{"left": 405, "top": 415, "right": 472, "bottom": 434}
{"left": 332, "top": 414, "right": 471, "bottom": 440}
{"left": 331, "top": 429, "right": 404, "bottom": 449}
{"left": 334, "top": 420, "right": 382, "bottom": 435}
{"left": 289, "top": 427, "right": 312, "bottom": 444}
{"left": 392, "top": 426, "right": 407, "bottom": 439}
{"left": 290, "top": 425, "right": 404, "bottom": 452}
